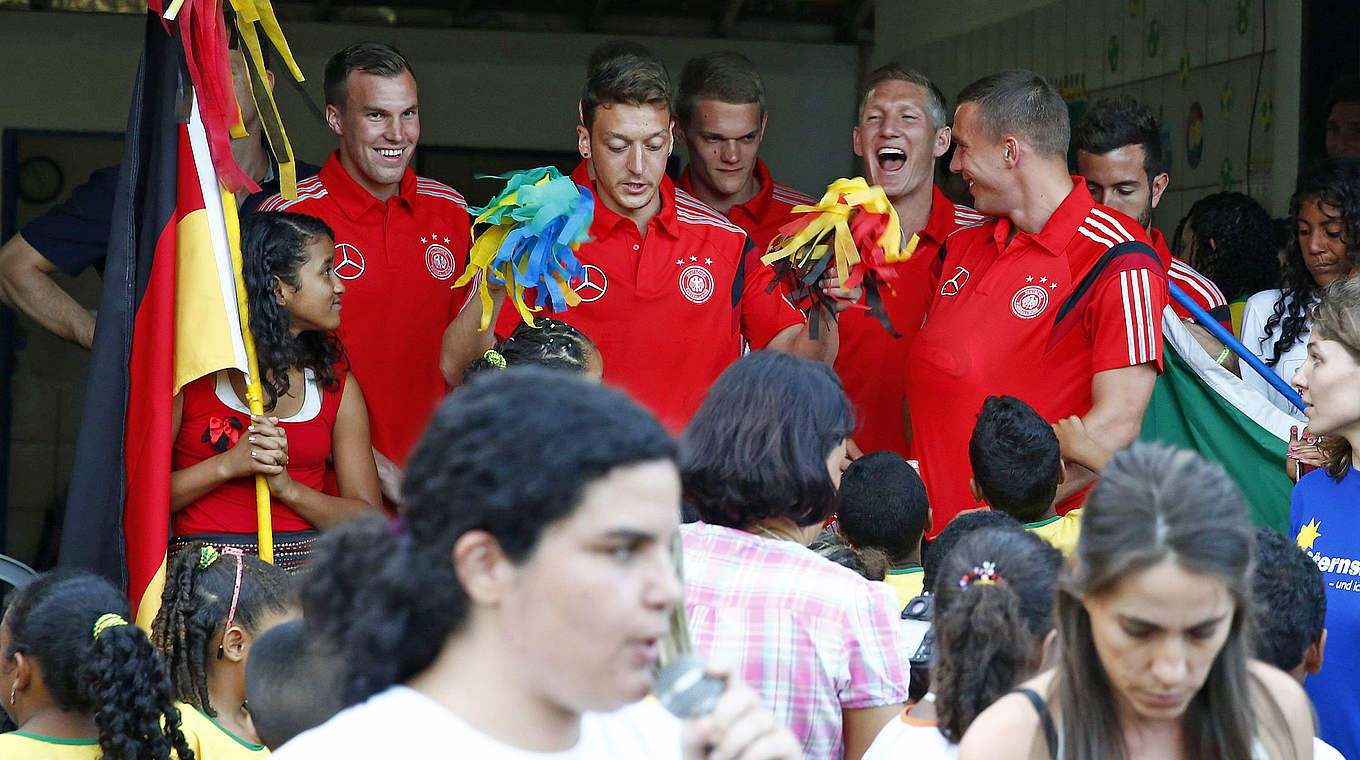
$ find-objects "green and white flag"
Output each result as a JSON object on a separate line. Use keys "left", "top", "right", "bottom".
{"left": 1140, "top": 308, "right": 1297, "bottom": 532}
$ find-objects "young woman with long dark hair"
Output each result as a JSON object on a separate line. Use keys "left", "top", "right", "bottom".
{"left": 959, "top": 443, "right": 1315, "bottom": 760}
{"left": 169, "top": 211, "right": 381, "bottom": 568}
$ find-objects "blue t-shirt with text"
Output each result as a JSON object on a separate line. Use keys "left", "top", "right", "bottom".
{"left": 1292, "top": 467, "right": 1360, "bottom": 760}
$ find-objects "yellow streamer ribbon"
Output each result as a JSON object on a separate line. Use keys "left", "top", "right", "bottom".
{"left": 228, "top": 0, "right": 305, "bottom": 199}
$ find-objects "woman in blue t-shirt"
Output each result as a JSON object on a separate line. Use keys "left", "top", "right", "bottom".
{"left": 1289, "top": 276, "right": 1360, "bottom": 760}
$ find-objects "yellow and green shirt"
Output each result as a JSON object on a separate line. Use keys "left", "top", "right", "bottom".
{"left": 0, "top": 732, "right": 102, "bottom": 759}
{"left": 177, "top": 702, "right": 269, "bottom": 760}
{"left": 884, "top": 566, "right": 925, "bottom": 610}
{"left": 1026, "top": 510, "right": 1083, "bottom": 557}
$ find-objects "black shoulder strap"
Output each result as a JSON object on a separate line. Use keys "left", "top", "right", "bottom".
{"left": 1013, "top": 687, "right": 1059, "bottom": 760}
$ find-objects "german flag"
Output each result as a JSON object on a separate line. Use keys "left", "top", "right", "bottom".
{"left": 58, "top": 14, "right": 251, "bottom": 622}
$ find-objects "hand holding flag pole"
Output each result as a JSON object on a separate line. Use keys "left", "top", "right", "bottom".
{"left": 1167, "top": 282, "right": 1307, "bottom": 413}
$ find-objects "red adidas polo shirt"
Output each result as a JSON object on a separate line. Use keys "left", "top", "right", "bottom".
{"left": 905, "top": 179, "right": 1167, "bottom": 535}
{"left": 835, "top": 186, "right": 984, "bottom": 457}
{"left": 675, "top": 158, "right": 816, "bottom": 254}
{"left": 1149, "top": 228, "right": 1231, "bottom": 332}
{"left": 259, "top": 152, "right": 472, "bottom": 465}
{"left": 496, "top": 162, "right": 804, "bottom": 431}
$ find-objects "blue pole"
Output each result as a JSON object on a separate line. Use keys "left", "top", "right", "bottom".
{"left": 1167, "top": 282, "right": 1307, "bottom": 413}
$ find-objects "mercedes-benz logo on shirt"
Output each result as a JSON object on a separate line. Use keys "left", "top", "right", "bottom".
{"left": 574, "top": 264, "right": 607, "bottom": 302}
{"left": 333, "top": 243, "right": 366, "bottom": 281}
{"left": 940, "top": 266, "right": 969, "bottom": 296}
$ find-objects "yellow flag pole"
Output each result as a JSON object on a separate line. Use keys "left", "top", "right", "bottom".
{"left": 220, "top": 189, "right": 274, "bottom": 563}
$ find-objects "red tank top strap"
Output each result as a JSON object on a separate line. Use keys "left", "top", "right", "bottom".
{"left": 319, "top": 369, "right": 347, "bottom": 420}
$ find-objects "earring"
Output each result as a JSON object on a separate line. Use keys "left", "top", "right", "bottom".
{"left": 8, "top": 682, "right": 15, "bottom": 705}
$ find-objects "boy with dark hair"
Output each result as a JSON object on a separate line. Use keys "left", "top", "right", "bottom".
{"left": 1250, "top": 527, "right": 1343, "bottom": 760}
{"left": 838, "top": 451, "right": 931, "bottom": 608}
{"left": 245, "top": 620, "right": 345, "bottom": 749}
{"left": 968, "top": 395, "right": 1080, "bottom": 555}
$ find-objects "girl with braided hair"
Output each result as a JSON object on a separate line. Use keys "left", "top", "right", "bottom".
{"left": 863, "top": 526, "right": 1062, "bottom": 760}
{"left": 150, "top": 543, "right": 296, "bottom": 759}
{"left": 170, "top": 211, "right": 381, "bottom": 568}
{"left": 1241, "top": 159, "right": 1360, "bottom": 420}
{"left": 0, "top": 571, "right": 194, "bottom": 760}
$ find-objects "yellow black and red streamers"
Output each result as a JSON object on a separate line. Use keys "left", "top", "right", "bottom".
{"left": 762, "top": 178, "right": 920, "bottom": 337}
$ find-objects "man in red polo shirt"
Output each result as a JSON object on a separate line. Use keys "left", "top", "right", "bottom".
{"left": 259, "top": 42, "right": 471, "bottom": 485}
{"left": 906, "top": 71, "right": 1167, "bottom": 533}
{"left": 839, "top": 65, "right": 984, "bottom": 457}
{"left": 672, "top": 51, "right": 816, "bottom": 254}
{"left": 447, "top": 44, "right": 826, "bottom": 431}
{"left": 1074, "top": 97, "right": 1231, "bottom": 332}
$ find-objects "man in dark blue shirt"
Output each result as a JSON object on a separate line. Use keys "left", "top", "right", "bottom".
{"left": 0, "top": 48, "right": 316, "bottom": 348}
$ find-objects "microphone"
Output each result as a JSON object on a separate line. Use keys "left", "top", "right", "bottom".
{"left": 654, "top": 654, "right": 725, "bottom": 718}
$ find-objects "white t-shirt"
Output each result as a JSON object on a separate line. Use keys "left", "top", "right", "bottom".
{"left": 271, "top": 685, "right": 683, "bottom": 759}
{"left": 861, "top": 709, "right": 956, "bottom": 760}
{"left": 1239, "top": 288, "right": 1311, "bottom": 421}
{"left": 1316, "top": 736, "right": 1347, "bottom": 760}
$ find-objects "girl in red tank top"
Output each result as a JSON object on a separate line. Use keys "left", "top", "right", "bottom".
{"left": 170, "top": 212, "right": 381, "bottom": 563}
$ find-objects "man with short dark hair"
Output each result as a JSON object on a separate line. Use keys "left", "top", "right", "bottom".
{"left": 838, "top": 64, "right": 983, "bottom": 459}
{"left": 906, "top": 70, "right": 1168, "bottom": 532}
{"left": 451, "top": 43, "right": 829, "bottom": 432}
{"left": 673, "top": 51, "right": 816, "bottom": 254}
{"left": 1074, "top": 97, "right": 1230, "bottom": 330}
{"left": 1250, "top": 527, "right": 1344, "bottom": 760}
{"left": 258, "top": 42, "right": 472, "bottom": 478}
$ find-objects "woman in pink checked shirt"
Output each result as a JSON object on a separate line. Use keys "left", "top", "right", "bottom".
{"left": 678, "top": 351, "right": 913, "bottom": 760}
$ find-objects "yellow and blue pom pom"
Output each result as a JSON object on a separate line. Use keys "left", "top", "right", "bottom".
{"left": 455, "top": 167, "right": 593, "bottom": 330}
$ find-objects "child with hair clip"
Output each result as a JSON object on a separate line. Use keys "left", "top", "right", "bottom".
{"left": 461, "top": 318, "right": 603, "bottom": 381}
{"left": 0, "top": 571, "right": 195, "bottom": 760}
{"left": 170, "top": 211, "right": 381, "bottom": 568}
{"left": 151, "top": 543, "right": 298, "bottom": 758}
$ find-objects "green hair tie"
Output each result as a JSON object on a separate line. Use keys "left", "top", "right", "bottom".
{"left": 92, "top": 613, "right": 130, "bottom": 640}
{"left": 198, "top": 546, "right": 222, "bottom": 570}
{"left": 485, "top": 349, "right": 507, "bottom": 370}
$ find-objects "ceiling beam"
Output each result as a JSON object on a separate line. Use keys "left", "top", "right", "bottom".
{"left": 715, "top": 0, "right": 745, "bottom": 37}
{"left": 839, "top": 0, "right": 872, "bottom": 42}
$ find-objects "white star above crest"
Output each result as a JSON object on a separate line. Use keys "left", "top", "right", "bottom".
{"left": 690, "top": 256, "right": 698, "bottom": 262}
{"left": 705, "top": 258, "right": 713, "bottom": 265}
{"left": 1026, "top": 276, "right": 1034, "bottom": 282}
{"left": 420, "top": 237, "right": 428, "bottom": 244}
{"left": 1039, "top": 276, "right": 1048, "bottom": 283}
{"left": 676, "top": 259, "right": 684, "bottom": 265}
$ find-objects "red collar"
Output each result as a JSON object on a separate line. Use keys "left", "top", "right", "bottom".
{"left": 676, "top": 158, "right": 775, "bottom": 222}
{"left": 991, "top": 176, "right": 1094, "bottom": 257}
{"left": 920, "top": 185, "right": 958, "bottom": 246}
{"left": 572, "top": 160, "right": 682, "bottom": 238}
{"left": 1147, "top": 227, "right": 1173, "bottom": 268}
{"left": 319, "top": 151, "right": 418, "bottom": 220}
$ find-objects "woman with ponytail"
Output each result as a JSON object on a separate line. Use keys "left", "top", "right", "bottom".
{"left": 169, "top": 211, "right": 381, "bottom": 568}
{"left": 0, "top": 571, "right": 194, "bottom": 760}
{"left": 960, "top": 444, "right": 1316, "bottom": 760}
{"left": 275, "top": 368, "right": 800, "bottom": 759}
{"left": 150, "top": 542, "right": 296, "bottom": 759}
{"left": 863, "top": 526, "right": 1062, "bottom": 760}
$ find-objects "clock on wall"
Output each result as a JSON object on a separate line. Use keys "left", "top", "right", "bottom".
{"left": 16, "top": 156, "right": 65, "bottom": 205}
